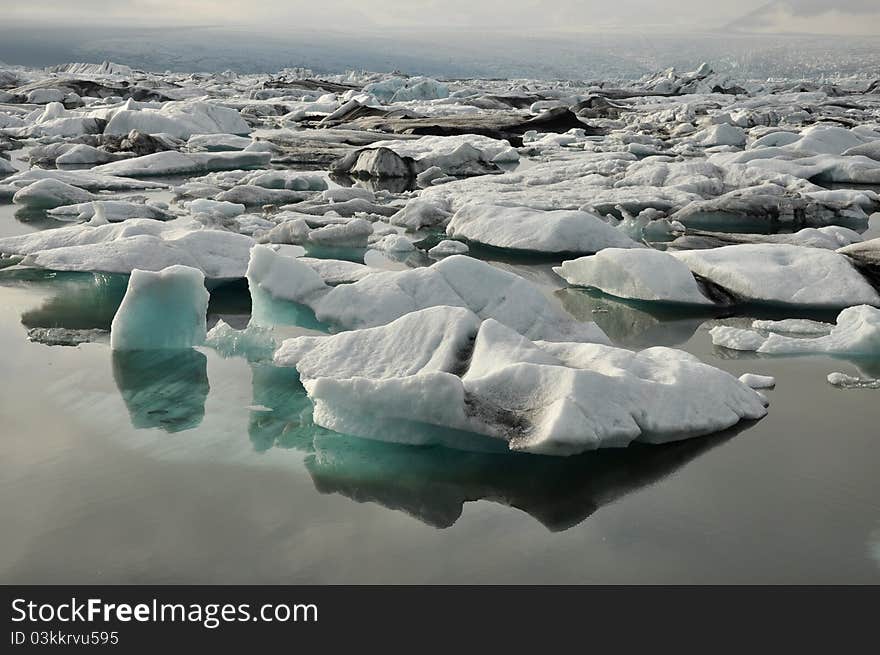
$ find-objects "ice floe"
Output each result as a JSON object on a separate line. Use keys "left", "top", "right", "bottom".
{"left": 710, "top": 305, "right": 880, "bottom": 355}
{"left": 554, "top": 248, "right": 714, "bottom": 306}
{"left": 274, "top": 306, "right": 767, "bottom": 455}
{"left": 0, "top": 218, "right": 253, "bottom": 279}
{"left": 446, "top": 204, "right": 642, "bottom": 254}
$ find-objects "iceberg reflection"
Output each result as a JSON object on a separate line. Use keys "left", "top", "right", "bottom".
{"left": 556, "top": 287, "right": 707, "bottom": 349}
{"left": 304, "top": 428, "right": 737, "bottom": 531}
{"left": 112, "top": 349, "right": 209, "bottom": 433}
{"left": 248, "top": 364, "right": 330, "bottom": 452}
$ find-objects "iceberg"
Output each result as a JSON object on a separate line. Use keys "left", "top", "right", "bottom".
{"left": 110, "top": 265, "right": 209, "bottom": 350}
{"left": 554, "top": 248, "right": 715, "bottom": 306}
{"left": 246, "top": 245, "right": 609, "bottom": 343}
{"left": 274, "top": 306, "right": 767, "bottom": 455}
{"left": 710, "top": 305, "right": 880, "bottom": 355}
{"left": 104, "top": 100, "right": 251, "bottom": 139}
{"left": 12, "top": 178, "right": 95, "bottom": 209}
{"left": 446, "top": 204, "right": 642, "bottom": 254}
{"left": 92, "top": 151, "right": 272, "bottom": 177}
{"left": 0, "top": 218, "right": 253, "bottom": 279}
{"left": 671, "top": 244, "right": 880, "bottom": 308}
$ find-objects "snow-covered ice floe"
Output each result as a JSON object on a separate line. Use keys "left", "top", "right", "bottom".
{"left": 671, "top": 244, "right": 880, "bottom": 309}
{"left": 274, "top": 306, "right": 767, "bottom": 455}
{"left": 446, "top": 204, "right": 642, "bottom": 254}
{"left": 554, "top": 248, "right": 714, "bottom": 306}
{"left": 246, "top": 245, "right": 610, "bottom": 343}
{"left": 710, "top": 305, "right": 880, "bottom": 355}
{"left": 0, "top": 218, "right": 253, "bottom": 280}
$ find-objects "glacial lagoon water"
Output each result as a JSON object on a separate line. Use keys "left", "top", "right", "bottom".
{"left": 2, "top": 205, "right": 879, "bottom": 583}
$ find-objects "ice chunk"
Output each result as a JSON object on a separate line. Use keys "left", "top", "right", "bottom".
{"left": 48, "top": 200, "right": 174, "bottom": 223}
{"left": 104, "top": 100, "right": 251, "bottom": 139}
{"left": 12, "top": 178, "right": 95, "bottom": 209}
{"left": 428, "top": 240, "right": 469, "bottom": 257}
{"left": 205, "top": 319, "right": 277, "bottom": 362}
{"left": 388, "top": 199, "right": 451, "bottom": 230}
{"left": 671, "top": 244, "right": 880, "bottom": 308}
{"left": 446, "top": 204, "right": 642, "bottom": 254}
{"left": 92, "top": 151, "right": 271, "bottom": 177}
{"left": 554, "top": 248, "right": 714, "bottom": 306}
{"left": 710, "top": 305, "right": 880, "bottom": 355}
{"left": 739, "top": 373, "right": 776, "bottom": 389}
{"left": 749, "top": 318, "right": 832, "bottom": 335}
{"left": 247, "top": 246, "right": 609, "bottom": 343}
{"left": 110, "top": 265, "right": 209, "bottom": 350}
{"left": 826, "top": 372, "right": 880, "bottom": 389}
{"left": 0, "top": 218, "right": 253, "bottom": 279}
{"left": 370, "top": 234, "right": 415, "bottom": 252}
{"left": 274, "top": 307, "right": 766, "bottom": 455}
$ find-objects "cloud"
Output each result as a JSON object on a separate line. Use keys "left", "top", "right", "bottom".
{"left": 5, "top": 1, "right": 880, "bottom": 35}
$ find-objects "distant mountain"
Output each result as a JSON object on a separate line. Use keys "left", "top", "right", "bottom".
{"left": 726, "top": 0, "right": 880, "bottom": 35}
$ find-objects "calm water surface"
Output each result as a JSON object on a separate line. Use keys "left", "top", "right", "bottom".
{"left": 1, "top": 191, "right": 879, "bottom": 583}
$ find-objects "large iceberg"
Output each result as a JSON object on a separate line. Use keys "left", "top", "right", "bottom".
{"left": 110, "top": 265, "right": 209, "bottom": 350}
{"left": 274, "top": 306, "right": 767, "bottom": 455}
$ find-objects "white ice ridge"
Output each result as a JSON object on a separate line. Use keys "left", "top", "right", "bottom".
{"left": 110, "top": 265, "right": 209, "bottom": 350}
{"left": 274, "top": 306, "right": 767, "bottom": 455}
{"left": 554, "top": 248, "right": 714, "bottom": 306}
{"left": 445, "top": 203, "right": 642, "bottom": 254}
{"left": 710, "top": 305, "right": 880, "bottom": 355}
{"left": 246, "top": 245, "right": 610, "bottom": 344}
{"left": 0, "top": 218, "right": 254, "bottom": 279}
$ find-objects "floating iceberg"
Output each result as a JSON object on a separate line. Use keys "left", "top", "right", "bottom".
{"left": 554, "top": 248, "right": 714, "bottom": 306}
{"left": 110, "top": 265, "right": 209, "bottom": 350}
{"left": 92, "top": 151, "right": 271, "bottom": 177}
{"left": 671, "top": 244, "right": 880, "bottom": 308}
{"left": 247, "top": 245, "right": 609, "bottom": 343}
{"left": 104, "top": 100, "right": 251, "bottom": 139}
{"left": 446, "top": 204, "right": 642, "bottom": 254}
{"left": 0, "top": 218, "right": 253, "bottom": 279}
{"left": 710, "top": 305, "right": 880, "bottom": 355}
{"left": 275, "top": 306, "right": 767, "bottom": 455}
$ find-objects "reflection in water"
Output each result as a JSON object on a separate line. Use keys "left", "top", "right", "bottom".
{"left": 112, "top": 349, "right": 209, "bottom": 433}
{"left": 14, "top": 207, "right": 72, "bottom": 232}
{"left": 556, "top": 288, "right": 708, "bottom": 349}
{"left": 305, "top": 428, "right": 737, "bottom": 531}
{"left": 12, "top": 271, "right": 129, "bottom": 330}
{"left": 248, "top": 364, "right": 330, "bottom": 452}
{"left": 249, "top": 287, "right": 330, "bottom": 331}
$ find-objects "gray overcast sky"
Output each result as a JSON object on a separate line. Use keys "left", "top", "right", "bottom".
{"left": 6, "top": 1, "right": 880, "bottom": 34}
